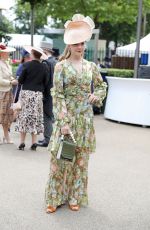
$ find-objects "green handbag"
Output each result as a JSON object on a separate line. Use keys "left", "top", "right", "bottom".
{"left": 57, "top": 131, "right": 76, "bottom": 162}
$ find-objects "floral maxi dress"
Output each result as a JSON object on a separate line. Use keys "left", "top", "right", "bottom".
{"left": 45, "top": 59, "right": 107, "bottom": 207}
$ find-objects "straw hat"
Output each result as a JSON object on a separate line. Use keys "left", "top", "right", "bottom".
{"left": 23, "top": 46, "right": 48, "bottom": 60}
{"left": 64, "top": 14, "right": 95, "bottom": 45}
{"left": 0, "top": 43, "right": 16, "bottom": 52}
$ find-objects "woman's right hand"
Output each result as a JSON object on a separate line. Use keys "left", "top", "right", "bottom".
{"left": 61, "top": 124, "right": 70, "bottom": 135}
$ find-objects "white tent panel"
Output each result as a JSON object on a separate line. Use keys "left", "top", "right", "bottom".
{"left": 5, "top": 34, "right": 53, "bottom": 47}
{"left": 116, "top": 33, "right": 150, "bottom": 57}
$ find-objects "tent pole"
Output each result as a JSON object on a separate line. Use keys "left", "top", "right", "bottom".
{"left": 134, "top": 0, "right": 143, "bottom": 78}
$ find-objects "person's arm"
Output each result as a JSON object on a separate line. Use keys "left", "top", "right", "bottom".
{"left": 18, "top": 64, "right": 27, "bottom": 84}
{"left": 52, "top": 62, "right": 70, "bottom": 128}
{"left": 16, "top": 64, "right": 23, "bottom": 79}
{"left": 0, "top": 66, "right": 11, "bottom": 86}
{"left": 90, "top": 62, "right": 107, "bottom": 107}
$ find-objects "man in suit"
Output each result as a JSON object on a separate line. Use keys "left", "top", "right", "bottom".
{"left": 37, "top": 41, "right": 57, "bottom": 147}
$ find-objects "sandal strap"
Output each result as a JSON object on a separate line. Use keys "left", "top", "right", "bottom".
{"left": 46, "top": 206, "right": 56, "bottom": 213}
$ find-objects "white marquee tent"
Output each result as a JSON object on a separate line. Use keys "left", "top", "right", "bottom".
{"left": 116, "top": 33, "right": 150, "bottom": 57}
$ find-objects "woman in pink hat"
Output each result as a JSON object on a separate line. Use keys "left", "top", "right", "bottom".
{"left": 0, "top": 43, "right": 18, "bottom": 144}
{"left": 45, "top": 14, "right": 107, "bottom": 213}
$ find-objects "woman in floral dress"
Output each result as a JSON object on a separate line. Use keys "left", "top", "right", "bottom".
{"left": 45, "top": 14, "right": 107, "bottom": 213}
{"left": 15, "top": 46, "right": 49, "bottom": 150}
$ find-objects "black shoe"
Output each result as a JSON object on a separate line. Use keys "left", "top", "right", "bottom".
{"left": 38, "top": 139, "right": 44, "bottom": 144}
{"left": 37, "top": 141, "right": 48, "bottom": 147}
{"left": 30, "top": 143, "right": 37, "bottom": 151}
{"left": 18, "top": 143, "right": 25, "bottom": 150}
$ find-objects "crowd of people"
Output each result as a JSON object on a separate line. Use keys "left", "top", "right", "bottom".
{"left": 0, "top": 14, "right": 107, "bottom": 213}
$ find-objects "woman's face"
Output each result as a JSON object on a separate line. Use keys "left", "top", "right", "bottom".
{"left": 0, "top": 52, "right": 9, "bottom": 60}
{"left": 69, "top": 42, "right": 85, "bottom": 56}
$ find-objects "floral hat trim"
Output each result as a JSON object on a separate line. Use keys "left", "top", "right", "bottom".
{"left": 0, "top": 43, "right": 16, "bottom": 52}
{"left": 0, "top": 44, "right": 7, "bottom": 51}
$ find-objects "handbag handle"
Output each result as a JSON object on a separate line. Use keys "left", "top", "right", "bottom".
{"left": 60, "top": 130, "right": 76, "bottom": 144}
{"left": 69, "top": 130, "right": 76, "bottom": 144}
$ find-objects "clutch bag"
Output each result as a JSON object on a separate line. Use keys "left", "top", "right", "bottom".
{"left": 11, "top": 85, "right": 22, "bottom": 111}
{"left": 11, "top": 101, "right": 22, "bottom": 111}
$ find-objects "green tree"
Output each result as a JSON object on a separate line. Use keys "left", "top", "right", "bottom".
{"left": 15, "top": 0, "right": 139, "bottom": 29}
{"left": 0, "top": 12, "right": 14, "bottom": 43}
{"left": 15, "top": 0, "right": 47, "bottom": 45}
{"left": 48, "top": 0, "right": 150, "bottom": 46}
{"left": 14, "top": 0, "right": 150, "bottom": 47}
{"left": 45, "top": 0, "right": 138, "bottom": 25}
{"left": 100, "top": 21, "right": 137, "bottom": 48}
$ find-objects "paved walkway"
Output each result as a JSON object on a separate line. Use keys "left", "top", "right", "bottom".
{"left": 0, "top": 115, "right": 150, "bottom": 230}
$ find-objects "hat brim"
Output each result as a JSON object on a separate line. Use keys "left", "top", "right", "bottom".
{"left": 41, "top": 47, "right": 54, "bottom": 53}
{"left": 40, "top": 41, "right": 53, "bottom": 52}
{"left": 23, "top": 46, "right": 48, "bottom": 60}
{"left": 0, "top": 47, "right": 16, "bottom": 52}
{"left": 64, "top": 21, "right": 92, "bottom": 45}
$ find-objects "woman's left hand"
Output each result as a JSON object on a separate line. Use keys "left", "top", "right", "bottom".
{"left": 88, "top": 94, "right": 98, "bottom": 104}
{"left": 61, "top": 124, "right": 70, "bottom": 135}
{"left": 11, "top": 79, "right": 18, "bottom": 86}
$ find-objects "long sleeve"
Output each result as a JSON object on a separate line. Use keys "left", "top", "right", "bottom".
{"left": 91, "top": 62, "right": 107, "bottom": 107}
{"left": 0, "top": 61, "right": 13, "bottom": 91}
{"left": 52, "top": 62, "right": 70, "bottom": 127}
{"left": 16, "top": 64, "right": 23, "bottom": 79}
{"left": 0, "top": 67, "right": 10, "bottom": 86}
{"left": 18, "top": 64, "right": 26, "bottom": 84}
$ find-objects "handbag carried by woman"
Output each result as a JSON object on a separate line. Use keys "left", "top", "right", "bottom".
{"left": 57, "top": 130, "right": 76, "bottom": 162}
{"left": 11, "top": 85, "right": 22, "bottom": 120}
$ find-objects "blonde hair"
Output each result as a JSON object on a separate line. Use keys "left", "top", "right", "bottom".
{"left": 59, "top": 45, "right": 71, "bottom": 61}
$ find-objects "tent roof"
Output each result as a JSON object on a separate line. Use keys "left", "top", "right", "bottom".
{"left": 116, "top": 33, "right": 150, "bottom": 56}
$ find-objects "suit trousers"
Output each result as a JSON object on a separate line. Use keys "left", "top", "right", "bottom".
{"left": 44, "top": 113, "right": 53, "bottom": 144}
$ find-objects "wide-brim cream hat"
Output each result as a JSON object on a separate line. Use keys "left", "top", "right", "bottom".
{"left": 64, "top": 14, "right": 95, "bottom": 45}
{"left": 23, "top": 46, "right": 48, "bottom": 60}
{"left": 0, "top": 43, "right": 16, "bottom": 52}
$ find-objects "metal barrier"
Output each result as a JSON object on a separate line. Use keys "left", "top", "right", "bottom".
{"left": 10, "top": 46, "right": 23, "bottom": 60}
{"left": 11, "top": 45, "right": 108, "bottom": 66}
{"left": 113, "top": 49, "right": 149, "bottom": 69}
{"left": 85, "top": 48, "right": 109, "bottom": 65}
